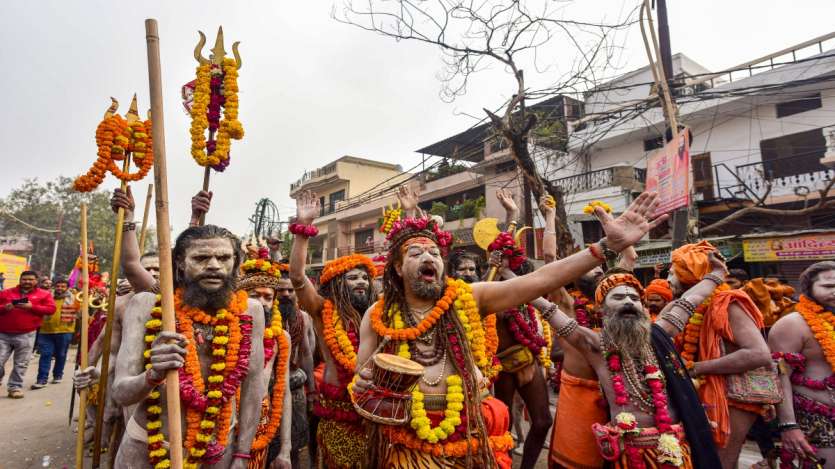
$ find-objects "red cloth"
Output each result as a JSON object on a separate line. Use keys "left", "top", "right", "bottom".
{"left": 0, "top": 287, "right": 56, "bottom": 334}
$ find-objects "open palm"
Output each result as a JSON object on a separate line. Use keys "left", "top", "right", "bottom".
{"left": 296, "top": 190, "right": 320, "bottom": 224}
{"left": 596, "top": 192, "right": 668, "bottom": 251}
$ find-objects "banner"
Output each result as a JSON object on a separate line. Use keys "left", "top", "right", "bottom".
{"left": 743, "top": 232, "right": 835, "bottom": 262}
{"left": 0, "top": 253, "right": 29, "bottom": 288}
{"left": 645, "top": 131, "right": 690, "bottom": 216}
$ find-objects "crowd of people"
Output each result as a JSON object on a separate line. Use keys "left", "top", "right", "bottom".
{"left": 0, "top": 184, "right": 832, "bottom": 469}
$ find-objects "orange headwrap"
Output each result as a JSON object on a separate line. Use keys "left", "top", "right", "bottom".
{"left": 645, "top": 279, "right": 673, "bottom": 302}
{"left": 594, "top": 273, "right": 645, "bottom": 305}
{"left": 320, "top": 254, "right": 377, "bottom": 286}
{"left": 671, "top": 240, "right": 716, "bottom": 286}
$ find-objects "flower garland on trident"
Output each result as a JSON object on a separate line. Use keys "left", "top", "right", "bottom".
{"left": 189, "top": 57, "right": 243, "bottom": 171}
{"left": 74, "top": 98, "right": 153, "bottom": 192}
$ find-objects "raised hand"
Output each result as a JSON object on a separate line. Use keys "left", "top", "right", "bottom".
{"left": 708, "top": 251, "right": 728, "bottom": 278}
{"left": 111, "top": 187, "right": 136, "bottom": 221}
{"left": 538, "top": 194, "right": 555, "bottom": 218}
{"left": 496, "top": 189, "right": 519, "bottom": 218}
{"left": 397, "top": 184, "right": 420, "bottom": 213}
{"left": 295, "top": 190, "right": 320, "bottom": 225}
{"left": 190, "top": 190, "right": 212, "bottom": 221}
{"left": 597, "top": 192, "right": 668, "bottom": 252}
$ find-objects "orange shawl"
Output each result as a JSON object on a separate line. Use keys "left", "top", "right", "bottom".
{"left": 698, "top": 289, "right": 764, "bottom": 448}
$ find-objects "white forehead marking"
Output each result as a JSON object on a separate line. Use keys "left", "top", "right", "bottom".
{"left": 606, "top": 285, "right": 640, "bottom": 298}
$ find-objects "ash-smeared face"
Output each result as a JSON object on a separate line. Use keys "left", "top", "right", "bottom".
{"left": 811, "top": 269, "right": 835, "bottom": 311}
{"left": 398, "top": 237, "right": 445, "bottom": 300}
{"left": 343, "top": 268, "right": 372, "bottom": 311}
{"left": 454, "top": 258, "right": 479, "bottom": 284}
{"left": 180, "top": 237, "right": 236, "bottom": 310}
{"left": 602, "top": 285, "right": 651, "bottom": 352}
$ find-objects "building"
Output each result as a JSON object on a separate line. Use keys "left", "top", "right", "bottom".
{"left": 561, "top": 32, "right": 835, "bottom": 282}
{"left": 289, "top": 156, "right": 407, "bottom": 271}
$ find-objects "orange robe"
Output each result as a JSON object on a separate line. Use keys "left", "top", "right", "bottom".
{"left": 549, "top": 371, "right": 607, "bottom": 469}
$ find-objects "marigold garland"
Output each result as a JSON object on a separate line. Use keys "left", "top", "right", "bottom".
{"left": 322, "top": 299, "right": 359, "bottom": 372}
{"left": 380, "top": 425, "right": 514, "bottom": 459}
{"left": 371, "top": 280, "right": 457, "bottom": 341}
{"left": 380, "top": 206, "right": 402, "bottom": 234}
{"left": 189, "top": 58, "right": 244, "bottom": 169}
{"left": 320, "top": 254, "right": 376, "bottom": 286}
{"left": 74, "top": 115, "right": 154, "bottom": 192}
{"left": 482, "top": 314, "right": 503, "bottom": 379}
{"left": 795, "top": 295, "right": 835, "bottom": 371}
{"left": 410, "top": 375, "right": 465, "bottom": 443}
{"left": 250, "top": 331, "right": 290, "bottom": 451}
{"left": 241, "top": 258, "right": 288, "bottom": 280}
{"left": 539, "top": 314, "right": 553, "bottom": 368}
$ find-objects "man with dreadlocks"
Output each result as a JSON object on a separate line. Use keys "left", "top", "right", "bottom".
{"left": 236, "top": 241, "right": 292, "bottom": 469}
{"left": 350, "top": 192, "right": 669, "bottom": 468}
{"left": 289, "top": 190, "right": 377, "bottom": 469}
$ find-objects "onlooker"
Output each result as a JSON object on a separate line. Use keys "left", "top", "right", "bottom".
{"left": 0, "top": 271, "right": 56, "bottom": 398}
{"left": 32, "top": 277, "right": 77, "bottom": 389}
{"left": 725, "top": 268, "right": 749, "bottom": 289}
{"left": 0, "top": 272, "right": 5, "bottom": 290}
{"left": 39, "top": 276, "right": 52, "bottom": 291}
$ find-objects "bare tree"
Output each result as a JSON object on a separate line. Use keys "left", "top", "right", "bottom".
{"left": 334, "top": 0, "right": 636, "bottom": 257}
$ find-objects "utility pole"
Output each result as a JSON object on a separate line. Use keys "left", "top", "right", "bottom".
{"left": 655, "top": 0, "right": 689, "bottom": 248}
{"left": 49, "top": 211, "right": 64, "bottom": 278}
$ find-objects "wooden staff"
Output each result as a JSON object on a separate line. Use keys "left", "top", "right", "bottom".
{"left": 91, "top": 156, "right": 131, "bottom": 468}
{"left": 138, "top": 183, "right": 154, "bottom": 253}
{"left": 75, "top": 203, "right": 90, "bottom": 469}
{"left": 197, "top": 129, "right": 214, "bottom": 227}
{"left": 146, "top": 18, "right": 184, "bottom": 469}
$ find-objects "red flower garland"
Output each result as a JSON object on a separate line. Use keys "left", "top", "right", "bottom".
{"left": 506, "top": 304, "right": 548, "bottom": 356}
{"left": 488, "top": 232, "right": 526, "bottom": 271}
{"left": 289, "top": 223, "right": 319, "bottom": 238}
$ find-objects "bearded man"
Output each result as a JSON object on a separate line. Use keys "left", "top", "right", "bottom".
{"left": 289, "top": 190, "right": 376, "bottom": 469}
{"left": 237, "top": 245, "right": 293, "bottom": 469}
{"left": 669, "top": 241, "right": 774, "bottom": 469}
{"left": 111, "top": 225, "right": 265, "bottom": 469}
{"left": 351, "top": 192, "right": 668, "bottom": 468}
{"left": 769, "top": 261, "right": 835, "bottom": 469}
{"left": 645, "top": 279, "right": 673, "bottom": 321}
{"left": 448, "top": 250, "right": 483, "bottom": 284}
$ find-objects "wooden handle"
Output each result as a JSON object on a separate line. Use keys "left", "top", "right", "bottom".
{"left": 75, "top": 203, "right": 90, "bottom": 469}
{"left": 138, "top": 183, "right": 154, "bottom": 252}
{"left": 146, "top": 18, "right": 184, "bottom": 469}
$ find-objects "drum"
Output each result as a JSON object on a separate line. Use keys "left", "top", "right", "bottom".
{"left": 353, "top": 353, "right": 424, "bottom": 425}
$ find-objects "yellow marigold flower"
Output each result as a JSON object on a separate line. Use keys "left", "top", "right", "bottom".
{"left": 206, "top": 406, "right": 219, "bottom": 414}
{"left": 210, "top": 363, "right": 226, "bottom": 371}
{"left": 150, "top": 448, "right": 167, "bottom": 458}
{"left": 149, "top": 390, "right": 160, "bottom": 399}
{"left": 148, "top": 405, "right": 162, "bottom": 414}
{"left": 200, "top": 420, "right": 216, "bottom": 429}
{"left": 207, "top": 390, "right": 222, "bottom": 399}
{"left": 154, "top": 460, "right": 171, "bottom": 469}
{"left": 148, "top": 433, "right": 164, "bottom": 444}
{"left": 147, "top": 420, "right": 162, "bottom": 430}
{"left": 212, "top": 336, "right": 229, "bottom": 345}
{"left": 208, "top": 375, "right": 223, "bottom": 383}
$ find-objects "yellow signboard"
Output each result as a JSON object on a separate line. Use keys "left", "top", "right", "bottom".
{"left": 743, "top": 232, "right": 835, "bottom": 262}
{"left": 0, "top": 253, "right": 29, "bottom": 288}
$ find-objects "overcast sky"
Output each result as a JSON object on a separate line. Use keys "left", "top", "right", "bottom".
{"left": 2, "top": 1, "right": 834, "bottom": 235}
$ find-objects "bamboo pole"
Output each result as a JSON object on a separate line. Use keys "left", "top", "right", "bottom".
{"left": 91, "top": 157, "right": 131, "bottom": 468}
{"left": 138, "top": 183, "right": 154, "bottom": 253}
{"left": 197, "top": 130, "right": 213, "bottom": 227}
{"left": 146, "top": 18, "right": 184, "bottom": 469}
{"left": 76, "top": 203, "right": 90, "bottom": 469}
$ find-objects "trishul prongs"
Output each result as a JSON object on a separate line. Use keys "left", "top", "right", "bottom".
{"left": 125, "top": 94, "right": 140, "bottom": 124}
{"left": 104, "top": 97, "right": 119, "bottom": 119}
{"left": 194, "top": 26, "right": 242, "bottom": 69}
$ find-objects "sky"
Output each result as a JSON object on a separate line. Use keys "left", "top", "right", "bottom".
{"left": 2, "top": 1, "right": 834, "bottom": 236}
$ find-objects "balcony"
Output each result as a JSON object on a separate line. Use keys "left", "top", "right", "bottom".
{"left": 715, "top": 157, "right": 834, "bottom": 201}
{"left": 551, "top": 165, "right": 646, "bottom": 194}
{"left": 337, "top": 241, "right": 386, "bottom": 257}
{"left": 290, "top": 163, "right": 338, "bottom": 193}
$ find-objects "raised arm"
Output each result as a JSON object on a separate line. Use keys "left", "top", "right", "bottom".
{"left": 112, "top": 188, "right": 155, "bottom": 292}
{"left": 496, "top": 189, "right": 519, "bottom": 228}
{"left": 188, "top": 190, "right": 212, "bottom": 228}
{"left": 289, "top": 191, "right": 325, "bottom": 315}
{"left": 474, "top": 192, "right": 666, "bottom": 315}
{"left": 654, "top": 251, "right": 727, "bottom": 337}
{"left": 538, "top": 195, "right": 557, "bottom": 264}
{"left": 617, "top": 246, "right": 638, "bottom": 271}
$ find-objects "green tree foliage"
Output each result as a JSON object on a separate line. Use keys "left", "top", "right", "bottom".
{"left": 0, "top": 177, "right": 116, "bottom": 277}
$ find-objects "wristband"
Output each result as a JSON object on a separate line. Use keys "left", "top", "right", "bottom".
{"left": 123, "top": 222, "right": 137, "bottom": 232}
{"left": 289, "top": 223, "right": 319, "bottom": 238}
{"left": 233, "top": 453, "right": 252, "bottom": 460}
{"left": 777, "top": 422, "right": 799, "bottom": 432}
{"left": 703, "top": 272, "right": 725, "bottom": 286}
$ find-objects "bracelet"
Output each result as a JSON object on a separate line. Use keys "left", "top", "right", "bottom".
{"left": 233, "top": 452, "right": 252, "bottom": 460}
{"left": 588, "top": 243, "right": 605, "bottom": 262}
{"left": 554, "top": 319, "right": 579, "bottom": 338}
{"left": 703, "top": 272, "right": 725, "bottom": 286}
{"left": 670, "top": 297, "right": 698, "bottom": 317}
{"left": 292, "top": 282, "right": 308, "bottom": 292}
{"left": 123, "top": 222, "right": 137, "bottom": 232}
{"left": 541, "top": 303, "right": 558, "bottom": 321}
{"left": 544, "top": 230, "right": 557, "bottom": 235}
{"left": 660, "top": 310, "right": 687, "bottom": 332}
{"left": 145, "top": 370, "right": 165, "bottom": 387}
{"left": 777, "top": 422, "right": 799, "bottom": 432}
{"left": 289, "top": 223, "right": 319, "bottom": 238}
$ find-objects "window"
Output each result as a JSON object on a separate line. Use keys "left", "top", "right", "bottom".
{"left": 318, "top": 196, "right": 326, "bottom": 216}
{"left": 776, "top": 93, "right": 822, "bottom": 118}
{"left": 495, "top": 160, "right": 517, "bottom": 174}
{"left": 323, "top": 190, "right": 345, "bottom": 214}
{"left": 643, "top": 136, "right": 664, "bottom": 152}
{"left": 760, "top": 128, "right": 827, "bottom": 179}
{"left": 691, "top": 153, "right": 715, "bottom": 201}
{"left": 354, "top": 229, "right": 374, "bottom": 253}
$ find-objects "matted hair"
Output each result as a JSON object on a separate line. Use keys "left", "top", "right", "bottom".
{"left": 173, "top": 225, "right": 243, "bottom": 288}
{"left": 799, "top": 261, "right": 835, "bottom": 299}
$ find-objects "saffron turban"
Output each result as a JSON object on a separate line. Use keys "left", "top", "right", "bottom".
{"left": 645, "top": 279, "right": 673, "bottom": 302}
{"left": 670, "top": 240, "right": 716, "bottom": 286}
{"left": 595, "top": 273, "right": 645, "bottom": 305}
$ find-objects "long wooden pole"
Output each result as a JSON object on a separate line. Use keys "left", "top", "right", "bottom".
{"left": 75, "top": 203, "right": 90, "bottom": 469}
{"left": 138, "top": 183, "right": 154, "bottom": 253}
{"left": 146, "top": 18, "right": 184, "bottom": 469}
{"left": 91, "top": 157, "right": 131, "bottom": 468}
{"left": 197, "top": 131, "right": 213, "bottom": 227}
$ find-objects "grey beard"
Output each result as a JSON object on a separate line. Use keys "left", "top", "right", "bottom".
{"left": 182, "top": 276, "right": 234, "bottom": 311}
{"left": 349, "top": 290, "right": 370, "bottom": 315}
{"left": 603, "top": 311, "right": 651, "bottom": 354}
{"left": 410, "top": 275, "right": 443, "bottom": 301}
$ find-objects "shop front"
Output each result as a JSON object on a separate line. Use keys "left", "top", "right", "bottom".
{"left": 742, "top": 230, "right": 835, "bottom": 287}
